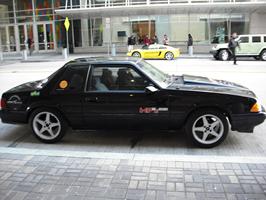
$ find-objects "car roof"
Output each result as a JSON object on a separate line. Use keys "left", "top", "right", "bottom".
{"left": 67, "top": 56, "right": 141, "bottom": 66}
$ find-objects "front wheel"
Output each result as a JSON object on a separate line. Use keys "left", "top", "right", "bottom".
{"left": 185, "top": 110, "right": 229, "bottom": 148}
{"left": 218, "top": 50, "right": 230, "bottom": 61}
{"left": 132, "top": 51, "right": 141, "bottom": 58}
{"left": 165, "top": 52, "right": 174, "bottom": 60}
{"left": 260, "top": 50, "right": 266, "bottom": 61}
{"left": 29, "top": 108, "right": 68, "bottom": 143}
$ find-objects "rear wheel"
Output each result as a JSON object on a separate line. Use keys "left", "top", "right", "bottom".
{"left": 260, "top": 50, "right": 266, "bottom": 61}
{"left": 165, "top": 52, "right": 174, "bottom": 60}
{"left": 30, "top": 108, "right": 68, "bottom": 143}
{"left": 218, "top": 50, "right": 230, "bottom": 61}
{"left": 185, "top": 109, "right": 229, "bottom": 148}
{"left": 132, "top": 51, "right": 141, "bottom": 58}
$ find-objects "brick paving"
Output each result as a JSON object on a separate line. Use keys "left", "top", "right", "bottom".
{"left": 0, "top": 153, "right": 266, "bottom": 200}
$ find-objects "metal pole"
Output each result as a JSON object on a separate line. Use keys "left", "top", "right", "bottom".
{"left": 66, "top": 29, "right": 69, "bottom": 55}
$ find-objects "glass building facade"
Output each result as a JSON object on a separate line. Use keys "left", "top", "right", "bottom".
{"left": 0, "top": 0, "right": 264, "bottom": 53}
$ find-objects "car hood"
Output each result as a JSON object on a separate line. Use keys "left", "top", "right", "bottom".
{"left": 6, "top": 79, "right": 47, "bottom": 93}
{"left": 168, "top": 74, "right": 256, "bottom": 98}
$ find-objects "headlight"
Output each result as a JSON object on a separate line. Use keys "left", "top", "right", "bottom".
{"left": 250, "top": 102, "right": 262, "bottom": 113}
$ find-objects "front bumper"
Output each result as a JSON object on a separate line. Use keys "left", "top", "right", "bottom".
{"left": 209, "top": 50, "right": 218, "bottom": 56}
{"left": 231, "top": 112, "right": 266, "bottom": 133}
{"left": 0, "top": 110, "right": 28, "bottom": 124}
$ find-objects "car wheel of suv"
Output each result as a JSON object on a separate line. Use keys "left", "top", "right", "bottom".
{"left": 30, "top": 108, "right": 68, "bottom": 143}
{"left": 185, "top": 110, "right": 229, "bottom": 148}
{"left": 260, "top": 50, "right": 266, "bottom": 61}
{"left": 165, "top": 52, "right": 174, "bottom": 60}
{"left": 218, "top": 50, "right": 229, "bottom": 61}
{"left": 132, "top": 52, "right": 141, "bottom": 58}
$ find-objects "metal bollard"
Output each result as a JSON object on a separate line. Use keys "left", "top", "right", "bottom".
{"left": 0, "top": 51, "right": 3, "bottom": 61}
{"left": 62, "top": 48, "right": 68, "bottom": 59}
{"left": 22, "top": 50, "right": 28, "bottom": 60}
{"left": 188, "top": 46, "right": 193, "bottom": 56}
{"left": 111, "top": 44, "right": 116, "bottom": 56}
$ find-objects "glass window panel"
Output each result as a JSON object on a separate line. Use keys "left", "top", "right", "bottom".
{"left": 18, "top": 25, "right": 26, "bottom": 50}
{"left": 46, "top": 24, "right": 54, "bottom": 49}
{"left": 0, "top": 26, "right": 8, "bottom": 52}
{"left": 239, "top": 36, "right": 249, "bottom": 43}
{"left": 73, "top": 20, "right": 82, "bottom": 47}
{"left": 230, "top": 13, "right": 249, "bottom": 35}
{"left": 189, "top": 14, "right": 209, "bottom": 44}
{"left": 210, "top": 14, "right": 228, "bottom": 44}
{"left": 252, "top": 36, "right": 261, "bottom": 43}
{"left": 9, "top": 26, "right": 16, "bottom": 51}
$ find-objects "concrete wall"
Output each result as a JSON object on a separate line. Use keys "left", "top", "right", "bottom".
{"left": 249, "top": 13, "right": 266, "bottom": 34}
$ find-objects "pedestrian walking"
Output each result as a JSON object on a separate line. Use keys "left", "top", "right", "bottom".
{"left": 163, "top": 34, "right": 169, "bottom": 45}
{"left": 153, "top": 35, "right": 159, "bottom": 44}
{"left": 187, "top": 33, "right": 193, "bottom": 56}
{"left": 127, "top": 35, "right": 133, "bottom": 52}
{"left": 27, "top": 38, "right": 33, "bottom": 56}
{"left": 143, "top": 34, "right": 151, "bottom": 46}
{"left": 228, "top": 32, "right": 240, "bottom": 65}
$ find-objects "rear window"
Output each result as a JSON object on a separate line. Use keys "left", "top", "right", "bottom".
{"left": 239, "top": 37, "right": 249, "bottom": 43}
{"left": 252, "top": 36, "right": 261, "bottom": 43}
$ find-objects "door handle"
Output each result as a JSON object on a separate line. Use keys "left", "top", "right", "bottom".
{"left": 85, "top": 97, "right": 98, "bottom": 102}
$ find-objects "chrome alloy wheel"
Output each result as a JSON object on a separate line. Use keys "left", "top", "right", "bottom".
{"left": 132, "top": 52, "right": 141, "bottom": 57}
{"left": 165, "top": 52, "right": 174, "bottom": 60}
{"left": 192, "top": 114, "right": 224, "bottom": 145}
{"left": 32, "top": 111, "right": 61, "bottom": 140}
{"left": 221, "top": 50, "right": 229, "bottom": 61}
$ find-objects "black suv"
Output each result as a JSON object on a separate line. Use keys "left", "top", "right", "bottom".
{"left": 0, "top": 57, "right": 265, "bottom": 148}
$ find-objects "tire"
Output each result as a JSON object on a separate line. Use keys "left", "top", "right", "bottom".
{"left": 218, "top": 50, "right": 230, "bottom": 61}
{"left": 260, "top": 50, "right": 266, "bottom": 61}
{"left": 132, "top": 51, "right": 141, "bottom": 58}
{"left": 29, "top": 108, "right": 68, "bottom": 143}
{"left": 185, "top": 109, "right": 229, "bottom": 148}
{"left": 165, "top": 52, "right": 174, "bottom": 60}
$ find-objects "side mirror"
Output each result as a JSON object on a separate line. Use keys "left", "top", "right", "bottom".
{"left": 145, "top": 86, "right": 158, "bottom": 94}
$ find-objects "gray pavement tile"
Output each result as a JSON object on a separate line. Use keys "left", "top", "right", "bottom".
{"left": 223, "top": 184, "right": 244, "bottom": 193}
{"left": 126, "top": 189, "right": 146, "bottom": 200}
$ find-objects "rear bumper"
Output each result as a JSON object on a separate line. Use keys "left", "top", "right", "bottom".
{"left": 0, "top": 110, "right": 28, "bottom": 124}
{"left": 231, "top": 112, "right": 266, "bottom": 133}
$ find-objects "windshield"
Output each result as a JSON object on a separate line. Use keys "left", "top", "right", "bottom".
{"left": 137, "top": 60, "right": 171, "bottom": 88}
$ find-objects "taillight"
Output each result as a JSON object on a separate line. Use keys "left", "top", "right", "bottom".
{"left": 0, "top": 98, "right": 6, "bottom": 110}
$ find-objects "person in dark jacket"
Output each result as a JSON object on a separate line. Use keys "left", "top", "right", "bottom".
{"left": 228, "top": 32, "right": 240, "bottom": 65}
{"left": 187, "top": 33, "right": 193, "bottom": 56}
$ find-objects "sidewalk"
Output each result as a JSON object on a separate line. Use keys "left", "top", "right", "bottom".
{"left": 0, "top": 149, "right": 266, "bottom": 200}
{"left": 0, "top": 52, "right": 212, "bottom": 64}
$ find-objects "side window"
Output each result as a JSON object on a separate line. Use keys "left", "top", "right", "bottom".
{"left": 264, "top": 36, "right": 266, "bottom": 42}
{"left": 239, "top": 37, "right": 249, "bottom": 43}
{"left": 88, "top": 65, "right": 150, "bottom": 91}
{"left": 54, "top": 66, "right": 88, "bottom": 93}
{"left": 252, "top": 36, "right": 261, "bottom": 43}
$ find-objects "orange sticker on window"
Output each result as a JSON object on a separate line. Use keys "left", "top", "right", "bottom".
{"left": 59, "top": 80, "right": 68, "bottom": 89}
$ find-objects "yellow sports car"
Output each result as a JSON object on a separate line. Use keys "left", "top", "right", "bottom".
{"left": 127, "top": 44, "right": 180, "bottom": 60}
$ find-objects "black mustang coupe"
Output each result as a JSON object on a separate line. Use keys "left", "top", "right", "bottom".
{"left": 0, "top": 57, "right": 265, "bottom": 148}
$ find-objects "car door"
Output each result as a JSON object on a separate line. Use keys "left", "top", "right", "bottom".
{"left": 250, "top": 36, "right": 262, "bottom": 55}
{"left": 82, "top": 64, "right": 170, "bottom": 129}
{"left": 236, "top": 36, "right": 250, "bottom": 55}
{"left": 143, "top": 45, "right": 158, "bottom": 58}
{"left": 49, "top": 64, "right": 89, "bottom": 128}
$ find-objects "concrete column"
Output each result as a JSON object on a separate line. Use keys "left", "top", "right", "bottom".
{"left": 81, "top": 19, "right": 89, "bottom": 47}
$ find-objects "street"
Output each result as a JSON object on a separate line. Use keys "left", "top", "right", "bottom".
{"left": 0, "top": 58, "right": 266, "bottom": 157}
